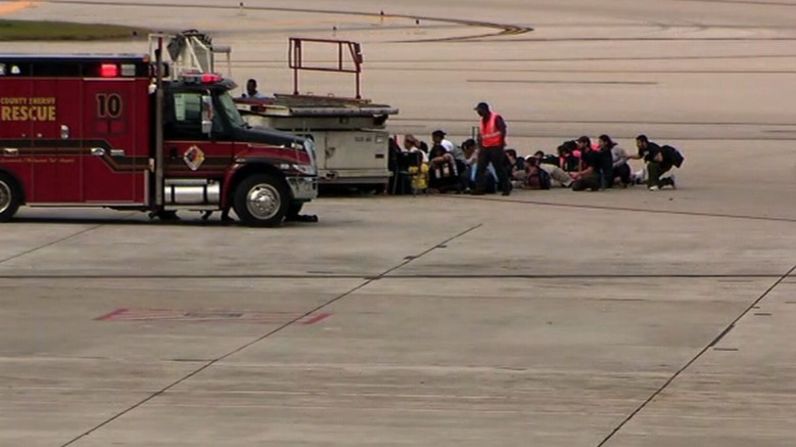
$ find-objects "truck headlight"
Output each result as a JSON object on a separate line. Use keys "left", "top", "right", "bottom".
{"left": 279, "top": 163, "right": 316, "bottom": 175}
{"left": 303, "top": 140, "right": 318, "bottom": 175}
{"left": 291, "top": 163, "right": 316, "bottom": 175}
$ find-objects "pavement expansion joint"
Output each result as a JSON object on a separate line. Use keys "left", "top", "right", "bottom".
{"left": 0, "top": 213, "right": 139, "bottom": 267}
{"left": 0, "top": 273, "right": 787, "bottom": 280}
{"left": 0, "top": 224, "right": 104, "bottom": 266}
{"left": 447, "top": 195, "right": 796, "bottom": 223}
{"left": 596, "top": 262, "right": 796, "bottom": 446}
{"left": 57, "top": 223, "right": 483, "bottom": 446}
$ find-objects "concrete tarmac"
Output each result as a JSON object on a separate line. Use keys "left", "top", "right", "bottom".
{"left": 1, "top": 1, "right": 795, "bottom": 446}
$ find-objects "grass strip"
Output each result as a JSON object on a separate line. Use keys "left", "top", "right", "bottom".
{"left": 0, "top": 19, "right": 146, "bottom": 41}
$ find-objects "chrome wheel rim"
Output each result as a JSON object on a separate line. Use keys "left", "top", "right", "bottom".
{"left": 0, "top": 180, "right": 11, "bottom": 215}
{"left": 246, "top": 183, "right": 281, "bottom": 220}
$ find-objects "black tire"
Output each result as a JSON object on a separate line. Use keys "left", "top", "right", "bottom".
{"left": 0, "top": 173, "right": 21, "bottom": 222}
{"left": 233, "top": 174, "right": 289, "bottom": 227}
{"left": 156, "top": 210, "right": 180, "bottom": 221}
{"left": 286, "top": 201, "right": 304, "bottom": 219}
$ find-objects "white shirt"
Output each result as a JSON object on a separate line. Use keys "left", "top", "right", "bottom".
{"left": 406, "top": 147, "right": 429, "bottom": 163}
{"left": 241, "top": 91, "right": 269, "bottom": 99}
{"left": 612, "top": 146, "right": 629, "bottom": 168}
{"left": 441, "top": 139, "right": 467, "bottom": 162}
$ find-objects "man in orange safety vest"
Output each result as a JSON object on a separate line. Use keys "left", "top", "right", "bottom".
{"left": 473, "top": 102, "right": 511, "bottom": 196}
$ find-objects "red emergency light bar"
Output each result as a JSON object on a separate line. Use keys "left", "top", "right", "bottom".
{"left": 201, "top": 73, "right": 222, "bottom": 84}
{"left": 179, "top": 70, "right": 223, "bottom": 85}
{"left": 100, "top": 63, "right": 119, "bottom": 77}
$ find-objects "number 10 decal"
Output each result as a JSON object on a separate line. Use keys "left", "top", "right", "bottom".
{"left": 96, "top": 93, "right": 123, "bottom": 119}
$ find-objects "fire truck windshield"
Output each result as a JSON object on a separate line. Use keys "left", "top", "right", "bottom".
{"left": 217, "top": 91, "right": 247, "bottom": 128}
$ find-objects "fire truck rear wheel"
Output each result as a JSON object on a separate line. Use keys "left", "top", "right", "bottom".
{"left": 0, "top": 174, "right": 21, "bottom": 222}
{"left": 233, "top": 174, "right": 289, "bottom": 227}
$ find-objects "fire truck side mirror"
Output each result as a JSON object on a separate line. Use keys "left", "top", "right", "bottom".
{"left": 201, "top": 95, "right": 213, "bottom": 136}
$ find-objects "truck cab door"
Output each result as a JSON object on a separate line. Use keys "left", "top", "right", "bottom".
{"left": 163, "top": 90, "right": 235, "bottom": 178}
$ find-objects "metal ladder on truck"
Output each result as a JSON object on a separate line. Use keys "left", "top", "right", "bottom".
{"left": 148, "top": 30, "right": 231, "bottom": 78}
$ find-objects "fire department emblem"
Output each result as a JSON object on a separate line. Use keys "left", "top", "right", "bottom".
{"left": 183, "top": 145, "right": 205, "bottom": 171}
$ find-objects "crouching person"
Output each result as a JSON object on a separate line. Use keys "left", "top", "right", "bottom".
{"left": 506, "top": 149, "right": 527, "bottom": 188}
{"left": 633, "top": 135, "right": 684, "bottom": 190}
{"left": 523, "top": 156, "right": 552, "bottom": 190}
{"left": 570, "top": 146, "right": 602, "bottom": 191}
{"left": 532, "top": 151, "right": 573, "bottom": 187}
{"left": 460, "top": 139, "right": 479, "bottom": 192}
{"left": 599, "top": 135, "right": 632, "bottom": 187}
{"left": 428, "top": 142, "right": 460, "bottom": 193}
{"left": 465, "top": 148, "right": 498, "bottom": 194}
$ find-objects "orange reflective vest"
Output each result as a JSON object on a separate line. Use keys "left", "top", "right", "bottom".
{"left": 480, "top": 112, "right": 504, "bottom": 148}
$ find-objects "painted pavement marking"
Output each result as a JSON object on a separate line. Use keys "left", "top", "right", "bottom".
{"left": 96, "top": 308, "right": 332, "bottom": 325}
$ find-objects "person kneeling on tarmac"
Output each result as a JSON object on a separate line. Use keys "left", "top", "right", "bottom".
{"left": 629, "top": 135, "right": 683, "bottom": 190}
{"left": 428, "top": 140, "right": 461, "bottom": 193}
{"left": 505, "top": 149, "right": 526, "bottom": 184}
{"left": 532, "top": 151, "right": 573, "bottom": 188}
{"left": 463, "top": 141, "right": 498, "bottom": 194}
{"left": 570, "top": 143, "right": 603, "bottom": 191}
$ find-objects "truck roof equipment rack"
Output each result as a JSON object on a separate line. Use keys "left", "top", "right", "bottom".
{"left": 148, "top": 30, "right": 231, "bottom": 79}
{"left": 289, "top": 38, "right": 363, "bottom": 99}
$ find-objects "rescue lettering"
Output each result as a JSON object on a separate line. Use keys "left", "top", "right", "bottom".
{"left": 0, "top": 97, "right": 57, "bottom": 122}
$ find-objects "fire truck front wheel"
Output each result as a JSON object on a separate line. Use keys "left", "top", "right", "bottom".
{"left": 0, "top": 173, "right": 21, "bottom": 222}
{"left": 233, "top": 174, "right": 289, "bottom": 227}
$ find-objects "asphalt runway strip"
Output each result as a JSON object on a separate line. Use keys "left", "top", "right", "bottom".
{"left": 23, "top": 0, "right": 532, "bottom": 42}
{"left": 58, "top": 223, "right": 482, "bottom": 446}
{"left": 596, "top": 263, "right": 796, "bottom": 446}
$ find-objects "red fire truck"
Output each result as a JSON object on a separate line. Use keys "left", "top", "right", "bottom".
{"left": 0, "top": 50, "right": 318, "bottom": 226}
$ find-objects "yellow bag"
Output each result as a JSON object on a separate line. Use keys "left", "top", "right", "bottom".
{"left": 410, "top": 163, "right": 428, "bottom": 192}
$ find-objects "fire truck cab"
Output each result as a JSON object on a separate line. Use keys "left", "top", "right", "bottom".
{"left": 0, "top": 52, "right": 317, "bottom": 226}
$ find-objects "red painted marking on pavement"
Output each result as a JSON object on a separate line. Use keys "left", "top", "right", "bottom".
{"left": 96, "top": 308, "right": 332, "bottom": 325}
{"left": 94, "top": 308, "right": 129, "bottom": 321}
{"left": 302, "top": 313, "right": 332, "bottom": 325}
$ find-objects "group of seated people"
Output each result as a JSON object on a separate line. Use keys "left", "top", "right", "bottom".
{"left": 390, "top": 132, "right": 683, "bottom": 194}
{"left": 390, "top": 130, "right": 499, "bottom": 194}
